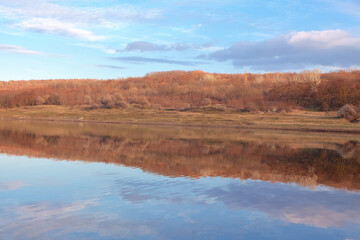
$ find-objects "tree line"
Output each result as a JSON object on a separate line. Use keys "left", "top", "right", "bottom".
{"left": 0, "top": 69, "right": 359, "bottom": 112}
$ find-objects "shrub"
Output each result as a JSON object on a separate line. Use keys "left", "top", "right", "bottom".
{"left": 100, "top": 95, "right": 112, "bottom": 106}
{"left": 126, "top": 96, "right": 149, "bottom": 106}
{"left": 201, "top": 98, "right": 212, "bottom": 106}
{"left": 113, "top": 94, "right": 128, "bottom": 109}
{"left": 100, "top": 94, "right": 128, "bottom": 109}
{"left": 337, "top": 104, "right": 359, "bottom": 122}
{"left": 45, "top": 95, "right": 61, "bottom": 105}
{"left": 35, "top": 96, "right": 45, "bottom": 105}
{"left": 84, "top": 95, "right": 92, "bottom": 104}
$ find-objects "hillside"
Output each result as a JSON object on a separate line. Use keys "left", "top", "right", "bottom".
{"left": 1, "top": 70, "right": 360, "bottom": 112}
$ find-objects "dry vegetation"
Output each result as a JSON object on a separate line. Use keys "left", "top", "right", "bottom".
{"left": 1, "top": 70, "right": 360, "bottom": 116}
{"left": 1, "top": 105, "right": 360, "bottom": 133}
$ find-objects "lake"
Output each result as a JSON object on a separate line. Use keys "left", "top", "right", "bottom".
{"left": 0, "top": 120, "right": 359, "bottom": 240}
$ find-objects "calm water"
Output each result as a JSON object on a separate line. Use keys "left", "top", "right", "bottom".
{"left": 0, "top": 120, "right": 359, "bottom": 240}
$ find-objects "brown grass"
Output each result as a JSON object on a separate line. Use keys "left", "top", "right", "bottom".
{"left": 0, "top": 70, "right": 360, "bottom": 112}
{"left": 0, "top": 105, "right": 359, "bottom": 133}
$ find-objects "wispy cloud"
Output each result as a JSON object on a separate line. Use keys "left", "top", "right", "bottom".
{"left": 0, "top": 0, "right": 161, "bottom": 42}
{"left": 122, "top": 41, "right": 216, "bottom": 52}
{"left": 171, "top": 24, "right": 203, "bottom": 35}
{"left": 0, "top": 44, "right": 43, "bottom": 55}
{"left": 206, "top": 30, "right": 360, "bottom": 71}
{"left": 75, "top": 43, "right": 118, "bottom": 54}
{"left": 15, "top": 18, "right": 105, "bottom": 41}
{"left": 95, "top": 64, "right": 126, "bottom": 69}
{"left": 112, "top": 56, "right": 206, "bottom": 66}
{"left": 0, "top": 0, "right": 162, "bottom": 25}
{"left": 123, "top": 41, "right": 168, "bottom": 52}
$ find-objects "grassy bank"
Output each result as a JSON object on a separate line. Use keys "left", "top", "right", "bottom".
{"left": 0, "top": 105, "right": 359, "bottom": 134}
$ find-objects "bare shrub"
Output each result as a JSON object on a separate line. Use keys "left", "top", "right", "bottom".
{"left": 100, "top": 94, "right": 128, "bottom": 109}
{"left": 45, "top": 95, "right": 61, "bottom": 105}
{"left": 201, "top": 74, "right": 216, "bottom": 82}
{"left": 179, "top": 103, "right": 192, "bottom": 111}
{"left": 100, "top": 95, "right": 112, "bottom": 106}
{"left": 84, "top": 95, "right": 92, "bottom": 104}
{"left": 337, "top": 104, "right": 359, "bottom": 122}
{"left": 201, "top": 98, "right": 212, "bottom": 106}
{"left": 35, "top": 96, "right": 45, "bottom": 105}
{"left": 300, "top": 69, "right": 321, "bottom": 93}
{"left": 126, "top": 96, "right": 149, "bottom": 106}
{"left": 113, "top": 93, "right": 128, "bottom": 109}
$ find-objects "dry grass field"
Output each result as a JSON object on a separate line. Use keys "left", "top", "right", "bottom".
{"left": 0, "top": 105, "right": 359, "bottom": 134}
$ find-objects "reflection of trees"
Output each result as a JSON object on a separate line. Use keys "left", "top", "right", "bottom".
{"left": 336, "top": 141, "right": 360, "bottom": 163}
{"left": 0, "top": 129, "right": 359, "bottom": 190}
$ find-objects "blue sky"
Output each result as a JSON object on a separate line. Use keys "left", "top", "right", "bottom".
{"left": 0, "top": 0, "right": 360, "bottom": 80}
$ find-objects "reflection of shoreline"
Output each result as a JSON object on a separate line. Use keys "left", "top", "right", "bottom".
{"left": 0, "top": 121, "right": 358, "bottom": 191}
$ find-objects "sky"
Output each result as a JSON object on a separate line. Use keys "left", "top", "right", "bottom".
{"left": 0, "top": 0, "right": 360, "bottom": 80}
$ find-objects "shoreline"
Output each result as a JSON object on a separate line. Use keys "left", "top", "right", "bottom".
{"left": 2, "top": 116, "right": 360, "bottom": 135}
{"left": 0, "top": 105, "right": 360, "bottom": 135}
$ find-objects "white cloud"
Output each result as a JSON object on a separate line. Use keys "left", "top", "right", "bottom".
{"left": 113, "top": 56, "right": 207, "bottom": 66}
{"left": 0, "top": 0, "right": 161, "bottom": 41}
{"left": 207, "top": 29, "right": 360, "bottom": 71}
{"left": 122, "top": 41, "right": 216, "bottom": 52}
{"left": 76, "top": 43, "right": 118, "bottom": 54}
{"left": 0, "top": 44, "right": 43, "bottom": 55}
{"left": 287, "top": 30, "right": 360, "bottom": 49}
{"left": 15, "top": 18, "right": 105, "bottom": 41}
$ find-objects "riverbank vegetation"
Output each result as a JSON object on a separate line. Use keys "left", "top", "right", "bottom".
{"left": 1, "top": 70, "right": 360, "bottom": 114}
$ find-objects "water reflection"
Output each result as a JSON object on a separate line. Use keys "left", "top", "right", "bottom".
{"left": 0, "top": 120, "right": 359, "bottom": 239}
{"left": 0, "top": 120, "right": 359, "bottom": 190}
{"left": 113, "top": 176, "right": 360, "bottom": 228}
{"left": 0, "top": 181, "right": 29, "bottom": 191}
{"left": 0, "top": 200, "right": 154, "bottom": 240}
